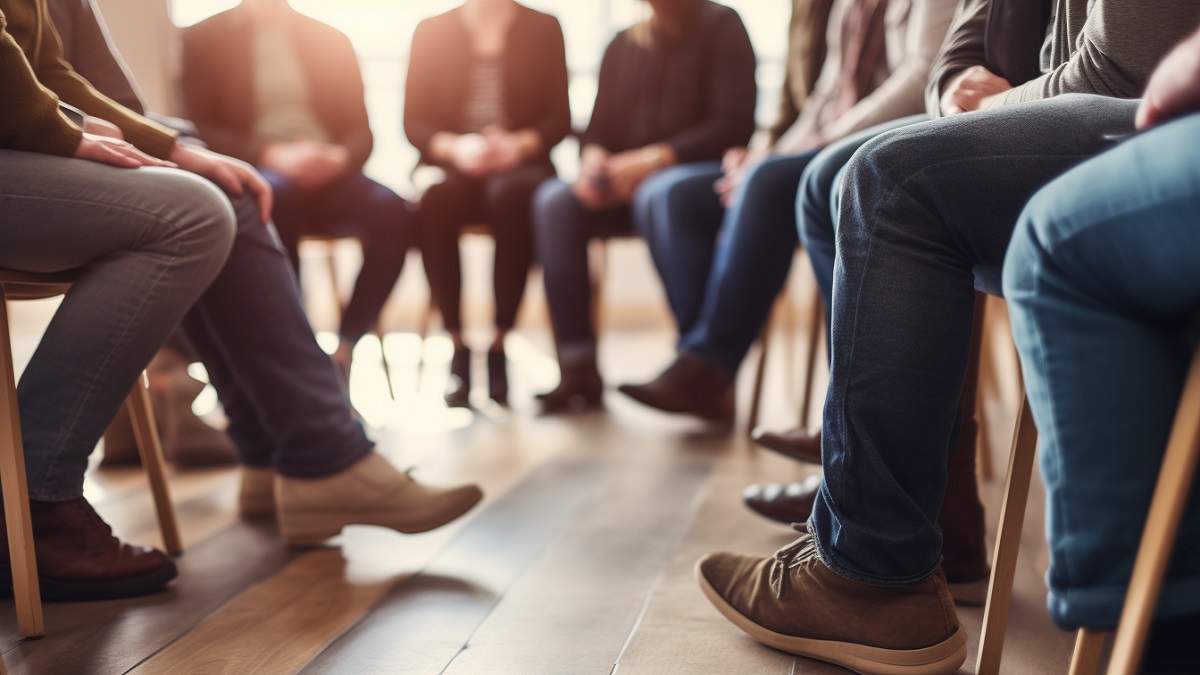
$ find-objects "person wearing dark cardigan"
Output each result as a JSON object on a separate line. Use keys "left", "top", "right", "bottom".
{"left": 533, "top": 0, "right": 757, "bottom": 413}
{"left": 405, "top": 0, "right": 570, "bottom": 407}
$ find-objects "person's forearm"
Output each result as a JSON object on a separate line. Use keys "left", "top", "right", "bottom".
{"left": 925, "top": 0, "right": 989, "bottom": 118}
{"left": 999, "top": 0, "right": 1198, "bottom": 106}
{"left": 0, "top": 16, "right": 82, "bottom": 155}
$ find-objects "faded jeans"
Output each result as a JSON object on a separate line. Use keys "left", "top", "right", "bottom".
{"left": 1005, "top": 111, "right": 1200, "bottom": 629}
{"left": 808, "top": 95, "right": 1140, "bottom": 585}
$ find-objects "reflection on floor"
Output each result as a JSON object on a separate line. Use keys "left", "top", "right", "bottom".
{"left": 3, "top": 304, "right": 1075, "bottom": 674}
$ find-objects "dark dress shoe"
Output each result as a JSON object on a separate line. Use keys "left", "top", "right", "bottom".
{"left": 445, "top": 345, "right": 472, "bottom": 408}
{"left": 618, "top": 353, "right": 734, "bottom": 421}
{"left": 751, "top": 426, "right": 822, "bottom": 465}
{"left": 537, "top": 362, "right": 604, "bottom": 414}
{"left": 0, "top": 497, "right": 176, "bottom": 601}
{"left": 487, "top": 348, "right": 509, "bottom": 406}
{"left": 742, "top": 480, "right": 821, "bottom": 525}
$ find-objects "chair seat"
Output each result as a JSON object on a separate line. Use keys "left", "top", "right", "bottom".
{"left": 0, "top": 270, "right": 79, "bottom": 301}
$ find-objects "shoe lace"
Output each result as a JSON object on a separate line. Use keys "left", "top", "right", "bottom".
{"left": 768, "top": 527, "right": 820, "bottom": 600}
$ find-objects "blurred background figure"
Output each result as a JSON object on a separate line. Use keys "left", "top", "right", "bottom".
{"left": 179, "top": 0, "right": 412, "bottom": 382}
{"left": 533, "top": 0, "right": 757, "bottom": 414}
{"left": 405, "top": 0, "right": 570, "bottom": 408}
{"left": 619, "top": 0, "right": 955, "bottom": 422}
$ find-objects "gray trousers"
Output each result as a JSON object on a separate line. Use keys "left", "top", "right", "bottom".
{"left": 0, "top": 150, "right": 236, "bottom": 500}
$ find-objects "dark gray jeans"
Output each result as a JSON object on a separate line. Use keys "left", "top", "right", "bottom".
{"left": 808, "top": 95, "right": 1141, "bottom": 585}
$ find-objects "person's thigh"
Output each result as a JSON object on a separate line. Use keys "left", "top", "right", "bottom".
{"left": 798, "top": 115, "right": 927, "bottom": 313}
{"left": 1005, "top": 111, "right": 1200, "bottom": 629}
{"left": 0, "top": 151, "right": 232, "bottom": 271}
{"left": 313, "top": 171, "right": 411, "bottom": 236}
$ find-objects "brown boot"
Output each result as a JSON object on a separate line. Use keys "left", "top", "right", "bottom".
{"left": 239, "top": 466, "right": 276, "bottom": 520}
{"left": 100, "top": 407, "right": 140, "bottom": 467}
{"left": 537, "top": 361, "right": 604, "bottom": 414}
{"left": 751, "top": 426, "right": 822, "bottom": 465}
{"left": 618, "top": 353, "right": 734, "bottom": 421}
{"left": 742, "top": 478, "right": 821, "bottom": 525}
{"left": 148, "top": 350, "right": 236, "bottom": 467}
{"left": 697, "top": 534, "right": 966, "bottom": 675}
{"left": 939, "top": 416, "right": 989, "bottom": 606}
{"left": 0, "top": 498, "right": 176, "bottom": 601}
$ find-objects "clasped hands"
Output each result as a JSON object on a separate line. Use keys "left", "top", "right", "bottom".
{"left": 572, "top": 143, "right": 674, "bottom": 210}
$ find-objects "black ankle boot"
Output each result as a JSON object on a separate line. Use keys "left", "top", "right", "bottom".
{"left": 445, "top": 345, "right": 471, "bottom": 408}
{"left": 536, "top": 362, "right": 603, "bottom": 414}
{"left": 487, "top": 348, "right": 509, "bottom": 406}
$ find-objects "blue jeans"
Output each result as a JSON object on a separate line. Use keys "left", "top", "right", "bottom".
{"left": 1004, "top": 111, "right": 1200, "bottom": 630}
{"left": 798, "top": 115, "right": 928, "bottom": 353}
{"left": 179, "top": 192, "right": 375, "bottom": 477}
{"left": 533, "top": 178, "right": 658, "bottom": 367}
{"left": 807, "top": 95, "right": 1140, "bottom": 586}
{"left": 0, "top": 153, "right": 236, "bottom": 501}
{"left": 634, "top": 162, "right": 723, "bottom": 336}
{"left": 263, "top": 169, "right": 412, "bottom": 345}
{"left": 641, "top": 153, "right": 818, "bottom": 373}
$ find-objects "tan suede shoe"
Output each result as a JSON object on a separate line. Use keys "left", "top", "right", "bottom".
{"left": 276, "top": 452, "right": 483, "bottom": 546}
{"left": 696, "top": 535, "right": 966, "bottom": 675}
{"left": 239, "top": 466, "right": 276, "bottom": 520}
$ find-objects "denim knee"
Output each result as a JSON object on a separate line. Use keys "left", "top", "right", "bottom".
{"left": 1002, "top": 190, "right": 1057, "bottom": 303}
{"left": 145, "top": 168, "right": 238, "bottom": 282}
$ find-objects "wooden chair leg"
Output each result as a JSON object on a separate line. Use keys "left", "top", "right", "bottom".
{"left": 798, "top": 286, "right": 823, "bottom": 430}
{"left": 1106, "top": 348, "right": 1200, "bottom": 675}
{"left": 0, "top": 298, "right": 44, "bottom": 637}
{"left": 747, "top": 308, "right": 774, "bottom": 434}
{"left": 976, "top": 393, "right": 1039, "bottom": 675}
{"left": 126, "top": 379, "right": 182, "bottom": 556}
{"left": 1070, "top": 628, "right": 1109, "bottom": 675}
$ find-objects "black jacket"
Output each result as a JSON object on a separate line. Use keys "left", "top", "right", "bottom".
{"left": 180, "top": 6, "right": 374, "bottom": 169}
{"left": 404, "top": 4, "right": 571, "bottom": 166}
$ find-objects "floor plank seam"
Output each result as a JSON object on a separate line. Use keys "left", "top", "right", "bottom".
{"left": 609, "top": 456, "right": 721, "bottom": 674}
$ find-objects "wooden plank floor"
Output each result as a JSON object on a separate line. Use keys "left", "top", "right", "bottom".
{"left": 2, "top": 296, "right": 1077, "bottom": 674}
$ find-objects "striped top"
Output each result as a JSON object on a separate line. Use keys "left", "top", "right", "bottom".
{"left": 462, "top": 55, "right": 507, "bottom": 132}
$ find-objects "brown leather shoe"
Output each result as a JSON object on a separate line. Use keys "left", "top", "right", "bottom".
{"left": 742, "top": 477, "right": 821, "bottom": 525}
{"left": 751, "top": 426, "right": 822, "bottom": 465}
{"left": 618, "top": 353, "right": 734, "bottom": 421}
{"left": 0, "top": 498, "right": 176, "bottom": 601}
{"left": 697, "top": 534, "right": 966, "bottom": 675}
{"left": 537, "top": 362, "right": 604, "bottom": 414}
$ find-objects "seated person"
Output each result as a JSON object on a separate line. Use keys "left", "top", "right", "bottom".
{"left": 180, "top": 0, "right": 412, "bottom": 377}
{"left": 618, "top": 0, "right": 956, "bottom": 421}
{"left": 1004, "top": 30, "right": 1200, "bottom": 669}
{"left": 405, "top": 0, "right": 570, "bottom": 407}
{"left": 49, "top": 0, "right": 236, "bottom": 467}
{"left": 533, "top": 0, "right": 757, "bottom": 413}
{"left": 694, "top": 1, "right": 1197, "bottom": 671}
{"left": 1, "top": 0, "right": 482, "bottom": 600}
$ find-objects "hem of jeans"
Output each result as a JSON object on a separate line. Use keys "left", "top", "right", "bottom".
{"left": 557, "top": 340, "right": 597, "bottom": 368}
{"left": 1048, "top": 576, "right": 1200, "bottom": 631}
{"left": 26, "top": 486, "right": 85, "bottom": 502}
{"left": 807, "top": 517, "right": 943, "bottom": 588}
{"left": 679, "top": 346, "right": 739, "bottom": 377}
{"left": 276, "top": 441, "right": 374, "bottom": 479}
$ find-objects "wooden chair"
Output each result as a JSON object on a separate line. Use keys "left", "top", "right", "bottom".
{"left": 0, "top": 270, "right": 181, "bottom": 637}
{"left": 748, "top": 285, "right": 824, "bottom": 434}
{"left": 976, "top": 341, "right": 1200, "bottom": 675}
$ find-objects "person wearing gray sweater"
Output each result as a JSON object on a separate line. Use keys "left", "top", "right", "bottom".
{"left": 694, "top": 1, "right": 1199, "bottom": 673}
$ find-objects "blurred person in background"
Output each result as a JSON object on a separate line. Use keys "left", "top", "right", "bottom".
{"left": 180, "top": 0, "right": 412, "bottom": 382}
{"left": 405, "top": 0, "right": 570, "bottom": 408}
{"left": 533, "top": 0, "right": 757, "bottom": 414}
{"left": 619, "top": 0, "right": 956, "bottom": 422}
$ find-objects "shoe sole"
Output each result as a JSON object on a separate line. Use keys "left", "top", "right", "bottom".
{"left": 0, "top": 561, "right": 178, "bottom": 601}
{"left": 617, "top": 386, "right": 734, "bottom": 422}
{"left": 281, "top": 488, "right": 484, "bottom": 547}
{"left": 696, "top": 563, "right": 967, "bottom": 675}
